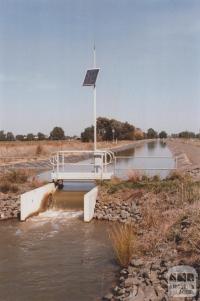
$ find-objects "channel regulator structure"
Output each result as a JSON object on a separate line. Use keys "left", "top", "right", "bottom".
{"left": 50, "top": 48, "right": 177, "bottom": 183}
{"left": 50, "top": 47, "right": 115, "bottom": 182}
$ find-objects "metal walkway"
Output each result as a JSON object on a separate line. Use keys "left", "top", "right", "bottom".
{"left": 50, "top": 150, "right": 115, "bottom": 181}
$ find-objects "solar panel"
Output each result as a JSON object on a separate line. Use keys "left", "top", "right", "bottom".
{"left": 83, "top": 69, "right": 99, "bottom": 86}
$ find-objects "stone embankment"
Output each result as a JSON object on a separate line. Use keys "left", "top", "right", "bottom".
{"left": 103, "top": 259, "right": 173, "bottom": 301}
{"left": 93, "top": 188, "right": 185, "bottom": 301}
{"left": 0, "top": 193, "right": 20, "bottom": 220}
{"left": 94, "top": 191, "right": 142, "bottom": 223}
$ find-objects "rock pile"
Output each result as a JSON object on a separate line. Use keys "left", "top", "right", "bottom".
{"left": 0, "top": 193, "right": 20, "bottom": 220}
{"left": 103, "top": 259, "right": 173, "bottom": 301}
{"left": 186, "top": 167, "right": 200, "bottom": 180}
{"left": 94, "top": 198, "right": 141, "bottom": 223}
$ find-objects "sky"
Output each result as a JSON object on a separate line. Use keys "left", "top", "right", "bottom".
{"left": 0, "top": 0, "right": 199, "bottom": 136}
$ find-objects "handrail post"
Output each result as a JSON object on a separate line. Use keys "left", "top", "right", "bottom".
{"left": 62, "top": 153, "right": 64, "bottom": 171}
{"left": 104, "top": 152, "right": 107, "bottom": 172}
{"left": 57, "top": 152, "right": 59, "bottom": 174}
{"left": 114, "top": 157, "right": 117, "bottom": 175}
{"left": 101, "top": 153, "right": 103, "bottom": 178}
{"left": 175, "top": 156, "right": 178, "bottom": 169}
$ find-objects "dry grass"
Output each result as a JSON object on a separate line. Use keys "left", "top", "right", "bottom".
{"left": 127, "top": 170, "right": 141, "bottom": 183}
{"left": 0, "top": 169, "right": 42, "bottom": 194}
{"left": 167, "top": 170, "right": 185, "bottom": 181}
{"left": 108, "top": 223, "right": 136, "bottom": 267}
{"left": 35, "top": 144, "right": 44, "bottom": 156}
{"left": 0, "top": 169, "right": 29, "bottom": 193}
{"left": 0, "top": 181, "right": 19, "bottom": 193}
{"left": 3, "top": 169, "right": 29, "bottom": 183}
{"left": 0, "top": 140, "right": 134, "bottom": 162}
{"left": 101, "top": 173, "right": 200, "bottom": 263}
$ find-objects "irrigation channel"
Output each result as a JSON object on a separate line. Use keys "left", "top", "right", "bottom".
{"left": 0, "top": 141, "right": 175, "bottom": 301}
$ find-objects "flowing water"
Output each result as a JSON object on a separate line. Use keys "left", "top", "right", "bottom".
{"left": 0, "top": 212, "right": 117, "bottom": 301}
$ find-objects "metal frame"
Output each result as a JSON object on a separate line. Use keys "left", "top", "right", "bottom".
{"left": 50, "top": 150, "right": 115, "bottom": 181}
{"left": 50, "top": 151, "right": 177, "bottom": 181}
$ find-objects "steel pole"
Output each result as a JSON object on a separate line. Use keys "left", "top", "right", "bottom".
{"left": 93, "top": 44, "right": 97, "bottom": 151}
{"left": 94, "top": 84, "right": 97, "bottom": 151}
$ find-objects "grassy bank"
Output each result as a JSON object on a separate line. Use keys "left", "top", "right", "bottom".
{"left": 97, "top": 172, "right": 200, "bottom": 267}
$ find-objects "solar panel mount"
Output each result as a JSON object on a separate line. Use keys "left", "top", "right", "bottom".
{"left": 83, "top": 69, "right": 99, "bottom": 86}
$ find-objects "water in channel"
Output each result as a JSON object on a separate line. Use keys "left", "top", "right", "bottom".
{"left": 0, "top": 141, "right": 174, "bottom": 301}
{"left": 0, "top": 187, "right": 117, "bottom": 301}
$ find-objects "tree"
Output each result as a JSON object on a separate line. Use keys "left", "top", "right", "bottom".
{"left": 134, "top": 128, "right": 144, "bottom": 140}
{"left": 16, "top": 135, "right": 24, "bottom": 141}
{"left": 81, "top": 126, "right": 94, "bottom": 142}
{"left": 179, "top": 131, "right": 196, "bottom": 139}
{"left": 50, "top": 127, "right": 65, "bottom": 140}
{"left": 81, "top": 117, "right": 139, "bottom": 142}
{"left": 147, "top": 128, "right": 158, "bottom": 139}
{"left": 6, "top": 132, "right": 15, "bottom": 141}
{"left": 27, "top": 133, "right": 35, "bottom": 141}
{"left": 159, "top": 131, "right": 167, "bottom": 139}
{"left": 0, "top": 131, "right": 6, "bottom": 141}
{"left": 37, "top": 132, "right": 46, "bottom": 140}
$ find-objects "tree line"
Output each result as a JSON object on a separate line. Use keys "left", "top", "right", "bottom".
{"left": 0, "top": 118, "right": 199, "bottom": 141}
{"left": 0, "top": 127, "right": 69, "bottom": 141}
{"left": 81, "top": 117, "right": 168, "bottom": 141}
{"left": 171, "top": 131, "right": 200, "bottom": 139}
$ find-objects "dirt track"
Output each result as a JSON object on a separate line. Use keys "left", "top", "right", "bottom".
{"left": 167, "top": 139, "right": 200, "bottom": 179}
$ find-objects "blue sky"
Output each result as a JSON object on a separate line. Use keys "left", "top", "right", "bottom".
{"left": 0, "top": 0, "right": 199, "bottom": 135}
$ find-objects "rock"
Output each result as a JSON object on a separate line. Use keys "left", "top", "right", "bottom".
{"left": 127, "top": 266, "right": 137, "bottom": 275}
{"left": 124, "top": 277, "right": 139, "bottom": 287}
{"left": 103, "top": 293, "right": 113, "bottom": 300}
{"left": 120, "top": 268, "right": 128, "bottom": 275}
{"left": 154, "top": 284, "right": 166, "bottom": 299}
{"left": 123, "top": 286, "right": 138, "bottom": 300}
{"left": 160, "top": 279, "right": 168, "bottom": 290}
{"left": 120, "top": 210, "right": 130, "bottom": 219}
{"left": 130, "top": 259, "right": 144, "bottom": 268}
{"left": 127, "top": 286, "right": 145, "bottom": 301}
{"left": 118, "top": 288, "right": 126, "bottom": 295}
{"left": 149, "top": 271, "right": 160, "bottom": 285}
{"left": 151, "top": 262, "right": 161, "bottom": 271}
{"left": 142, "top": 285, "right": 158, "bottom": 300}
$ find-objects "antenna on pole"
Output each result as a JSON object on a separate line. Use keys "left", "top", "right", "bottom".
{"left": 93, "top": 43, "right": 96, "bottom": 68}
{"left": 83, "top": 45, "right": 99, "bottom": 152}
{"left": 93, "top": 44, "right": 97, "bottom": 151}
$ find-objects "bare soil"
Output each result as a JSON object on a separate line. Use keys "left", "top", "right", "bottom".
{"left": 167, "top": 138, "right": 200, "bottom": 169}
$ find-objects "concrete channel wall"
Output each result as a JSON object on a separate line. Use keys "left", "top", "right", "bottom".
{"left": 20, "top": 183, "right": 56, "bottom": 221}
{"left": 21, "top": 183, "right": 98, "bottom": 222}
{"left": 84, "top": 186, "right": 98, "bottom": 222}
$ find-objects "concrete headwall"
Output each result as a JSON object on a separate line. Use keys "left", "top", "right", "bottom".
{"left": 84, "top": 186, "right": 98, "bottom": 222}
{"left": 20, "top": 183, "right": 56, "bottom": 221}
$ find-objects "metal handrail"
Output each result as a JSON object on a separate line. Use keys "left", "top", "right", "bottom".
{"left": 50, "top": 149, "right": 115, "bottom": 175}
{"left": 115, "top": 156, "right": 174, "bottom": 159}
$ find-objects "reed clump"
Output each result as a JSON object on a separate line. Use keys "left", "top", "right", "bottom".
{"left": 108, "top": 223, "right": 136, "bottom": 267}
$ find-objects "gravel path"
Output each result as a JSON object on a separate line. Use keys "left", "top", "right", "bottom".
{"left": 167, "top": 139, "right": 200, "bottom": 179}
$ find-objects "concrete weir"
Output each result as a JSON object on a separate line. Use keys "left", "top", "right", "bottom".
{"left": 84, "top": 186, "right": 98, "bottom": 222}
{"left": 20, "top": 183, "right": 98, "bottom": 222}
{"left": 20, "top": 183, "right": 57, "bottom": 221}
